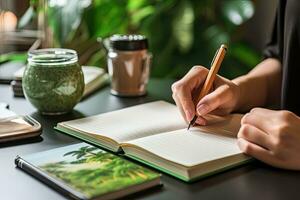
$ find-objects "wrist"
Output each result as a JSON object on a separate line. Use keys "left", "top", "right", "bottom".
{"left": 232, "top": 76, "right": 247, "bottom": 112}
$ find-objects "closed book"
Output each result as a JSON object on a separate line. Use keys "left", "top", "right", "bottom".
{"left": 15, "top": 143, "right": 161, "bottom": 200}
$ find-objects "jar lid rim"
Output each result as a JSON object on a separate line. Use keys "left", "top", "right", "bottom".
{"left": 28, "top": 48, "right": 78, "bottom": 65}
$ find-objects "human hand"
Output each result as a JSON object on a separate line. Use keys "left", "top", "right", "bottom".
{"left": 171, "top": 66, "right": 240, "bottom": 125}
{"left": 237, "top": 108, "right": 300, "bottom": 170}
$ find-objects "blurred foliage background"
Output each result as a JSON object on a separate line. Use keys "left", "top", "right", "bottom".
{"left": 18, "top": 0, "right": 261, "bottom": 79}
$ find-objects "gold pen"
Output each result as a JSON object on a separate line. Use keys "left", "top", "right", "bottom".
{"left": 187, "top": 44, "right": 228, "bottom": 130}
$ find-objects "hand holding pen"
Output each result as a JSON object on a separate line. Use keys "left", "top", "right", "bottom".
{"left": 171, "top": 44, "right": 241, "bottom": 128}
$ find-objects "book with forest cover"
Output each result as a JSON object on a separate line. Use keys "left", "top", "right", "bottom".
{"left": 55, "top": 101, "right": 252, "bottom": 182}
{"left": 15, "top": 143, "right": 161, "bottom": 200}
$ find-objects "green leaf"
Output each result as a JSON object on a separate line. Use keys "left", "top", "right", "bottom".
{"left": 203, "top": 25, "right": 229, "bottom": 52}
{"left": 0, "top": 52, "right": 27, "bottom": 63}
{"left": 83, "top": 1, "right": 128, "bottom": 37}
{"left": 131, "top": 6, "right": 155, "bottom": 27}
{"left": 46, "top": 0, "right": 92, "bottom": 46}
{"left": 18, "top": 6, "right": 35, "bottom": 28}
{"left": 172, "top": 0, "right": 194, "bottom": 53}
{"left": 230, "top": 43, "right": 261, "bottom": 68}
{"left": 52, "top": 0, "right": 259, "bottom": 79}
{"left": 221, "top": 0, "right": 254, "bottom": 25}
{"left": 127, "top": 0, "right": 147, "bottom": 11}
{"left": 85, "top": 49, "right": 106, "bottom": 67}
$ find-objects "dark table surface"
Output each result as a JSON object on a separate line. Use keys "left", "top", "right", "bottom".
{"left": 1, "top": 78, "right": 300, "bottom": 200}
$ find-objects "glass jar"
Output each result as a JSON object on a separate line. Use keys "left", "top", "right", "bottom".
{"left": 23, "top": 48, "right": 84, "bottom": 115}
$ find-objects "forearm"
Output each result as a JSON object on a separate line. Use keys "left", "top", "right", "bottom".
{"left": 232, "top": 58, "right": 282, "bottom": 112}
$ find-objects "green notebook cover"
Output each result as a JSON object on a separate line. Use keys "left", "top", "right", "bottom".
{"left": 15, "top": 143, "right": 161, "bottom": 200}
{"left": 125, "top": 154, "right": 253, "bottom": 182}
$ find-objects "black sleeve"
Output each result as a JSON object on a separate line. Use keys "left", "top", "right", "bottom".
{"left": 263, "top": 10, "right": 281, "bottom": 61}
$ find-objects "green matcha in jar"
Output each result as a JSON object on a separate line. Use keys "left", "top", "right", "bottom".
{"left": 23, "top": 48, "right": 84, "bottom": 115}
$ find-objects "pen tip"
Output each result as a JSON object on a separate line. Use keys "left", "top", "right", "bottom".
{"left": 187, "top": 123, "right": 191, "bottom": 130}
{"left": 187, "top": 116, "right": 197, "bottom": 130}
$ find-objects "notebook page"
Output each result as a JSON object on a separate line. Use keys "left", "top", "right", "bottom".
{"left": 199, "top": 114, "right": 243, "bottom": 137}
{"left": 60, "top": 101, "right": 186, "bottom": 143}
{"left": 124, "top": 128, "right": 242, "bottom": 167}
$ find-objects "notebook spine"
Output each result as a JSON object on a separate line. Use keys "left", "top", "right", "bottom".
{"left": 15, "top": 156, "right": 86, "bottom": 200}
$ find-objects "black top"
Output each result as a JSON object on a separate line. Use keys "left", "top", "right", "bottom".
{"left": 109, "top": 34, "right": 148, "bottom": 51}
{"left": 263, "top": 0, "right": 300, "bottom": 115}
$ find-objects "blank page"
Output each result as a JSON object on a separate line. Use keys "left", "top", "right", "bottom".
{"left": 59, "top": 101, "right": 186, "bottom": 143}
{"left": 200, "top": 114, "right": 243, "bottom": 137}
{"left": 124, "top": 127, "right": 242, "bottom": 167}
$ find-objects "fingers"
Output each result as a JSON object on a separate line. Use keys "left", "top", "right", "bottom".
{"left": 179, "top": 66, "right": 209, "bottom": 89}
{"left": 242, "top": 108, "right": 297, "bottom": 137}
{"left": 172, "top": 93, "right": 189, "bottom": 123}
{"left": 237, "top": 138, "right": 277, "bottom": 165}
{"left": 238, "top": 109, "right": 299, "bottom": 169}
{"left": 239, "top": 108, "right": 300, "bottom": 169}
{"left": 238, "top": 124, "right": 274, "bottom": 150}
{"left": 172, "top": 92, "right": 195, "bottom": 122}
{"left": 173, "top": 92, "right": 207, "bottom": 125}
{"left": 172, "top": 66, "right": 209, "bottom": 122}
{"left": 241, "top": 108, "right": 284, "bottom": 135}
{"left": 172, "top": 85, "right": 195, "bottom": 121}
{"left": 172, "top": 66, "right": 234, "bottom": 124}
{"left": 237, "top": 137, "right": 293, "bottom": 169}
{"left": 195, "top": 116, "right": 207, "bottom": 125}
{"left": 177, "top": 88, "right": 195, "bottom": 121}
{"left": 196, "top": 83, "right": 232, "bottom": 116}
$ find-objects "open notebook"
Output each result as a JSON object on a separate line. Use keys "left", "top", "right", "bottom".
{"left": 55, "top": 101, "right": 250, "bottom": 182}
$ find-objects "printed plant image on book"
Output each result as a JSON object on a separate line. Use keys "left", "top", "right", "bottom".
{"left": 37, "top": 144, "right": 158, "bottom": 198}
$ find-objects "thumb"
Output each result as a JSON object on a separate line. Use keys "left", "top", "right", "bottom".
{"left": 196, "top": 85, "right": 231, "bottom": 116}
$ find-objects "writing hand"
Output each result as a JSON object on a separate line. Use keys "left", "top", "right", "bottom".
{"left": 171, "top": 66, "right": 240, "bottom": 125}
